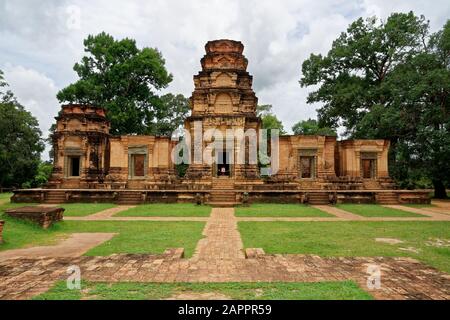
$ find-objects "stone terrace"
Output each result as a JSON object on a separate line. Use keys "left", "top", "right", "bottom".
{"left": 0, "top": 205, "right": 449, "bottom": 300}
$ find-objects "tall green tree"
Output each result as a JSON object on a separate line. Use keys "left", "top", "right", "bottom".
{"left": 301, "top": 12, "right": 428, "bottom": 135}
{"left": 292, "top": 118, "right": 337, "bottom": 136}
{"left": 57, "top": 32, "right": 175, "bottom": 135}
{"left": 149, "top": 93, "right": 190, "bottom": 136}
{"left": 385, "top": 20, "right": 450, "bottom": 197}
{"left": 256, "top": 104, "right": 286, "bottom": 134}
{"left": 0, "top": 70, "right": 44, "bottom": 188}
{"left": 300, "top": 12, "right": 450, "bottom": 198}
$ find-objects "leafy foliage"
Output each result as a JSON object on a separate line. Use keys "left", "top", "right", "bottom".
{"left": 148, "top": 93, "right": 190, "bottom": 136}
{"left": 300, "top": 12, "right": 450, "bottom": 198}
{"left": 21, "top": 161, "right": 53, "bottom": 188}
{"left": 57, "top": 32, "right": 188, "bottom": 136}
{"left": 256, "top": 104, "right": 286, "bottom": 134}
{"left": 0, "top": 71, "right": 44, "bottom": 188}
{"left": 292, "top": 118, "right": 337, "bottom": 136}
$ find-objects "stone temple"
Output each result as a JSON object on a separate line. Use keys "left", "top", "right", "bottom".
{"left": 13, "top": 40, "right": 428, "bottom": 205}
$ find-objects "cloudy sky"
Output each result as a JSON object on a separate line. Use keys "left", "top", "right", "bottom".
{"left": 1, "top": 0, "right": 449, "bottom": 159}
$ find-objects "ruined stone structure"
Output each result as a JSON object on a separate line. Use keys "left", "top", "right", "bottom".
{"left": 13, "top": 40, "right": 429, "bottom": 205}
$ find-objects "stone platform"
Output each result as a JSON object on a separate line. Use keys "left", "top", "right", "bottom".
{"left": 4, "top": 206, "right": 64, "bottom": 229}
{"left": 11, "top": 188, "right": 431, "bottom": 206}
{"left": 0, "top": 208, "right": 448, "bottom": 300}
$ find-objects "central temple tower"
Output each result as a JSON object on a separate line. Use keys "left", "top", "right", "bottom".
{"left": 185, "top": 39, "right": 261, "bottom": 180}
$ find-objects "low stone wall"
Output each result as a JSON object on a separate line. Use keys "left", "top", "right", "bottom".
{"left": 5, "top": 207, "right": 64, "bottom": 229}
{"left": 11, "top": 191, "right": 45, "bottom": 203}
{"left": 0, "top": 220, "right": 4, "bottom": 243}
{"left": 12, "top": 188, "right": 430, "bottom": 205}
{"left": 398, "top": 191, "right": 431, "bottom": 204}
{"left": 244, "top": 192, "right": 300, "bottom": 204}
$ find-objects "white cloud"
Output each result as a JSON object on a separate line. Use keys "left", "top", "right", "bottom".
{"left": 1, "top": 0, "right": 449, "bottom": 153}
{"left": 2, "top": 65, "right": 59, "bottom": 159}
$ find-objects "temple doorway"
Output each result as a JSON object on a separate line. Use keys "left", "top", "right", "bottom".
{"left": 216, "top": 150, "right": 230, "bottom": 177}
{"left": 362, "top": 159, "right": 376, "bottom": 179}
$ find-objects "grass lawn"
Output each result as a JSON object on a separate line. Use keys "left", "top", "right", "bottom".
{"left": 336, "top": 204, "right": 426, "bottom": 217}
{"left": 239, "top": 221, "right": 450, "bottom": 273}
{"left": 0, "top": 201, "right": 38, "bottom": 212}
{"left": 0, "top": 214, "right": 204, "bottom": 257}
{"left": 0, "top": 193, "right": 12, "bottom": 203}
{"left": 35, "top": 280, "right": 372, "bottom": 300}
{"left": 59, "top": 203, "right": 117, "bottom": 217}
{"left": 0, "top": 208, "right": 61, "bottom": 251}
{"left": 235, "top": 204, "right": 332, "bottom": 217}
{"left": 116, "top": 203, "right": 211, "bottom": 217}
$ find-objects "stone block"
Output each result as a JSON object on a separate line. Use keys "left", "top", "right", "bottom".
{"left": 245, "top": 248, "right": 265, "bottom": 259}
{"left": 4, "top": 206, "right": 64, "bottom": 229}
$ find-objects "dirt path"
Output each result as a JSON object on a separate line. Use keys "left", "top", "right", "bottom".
{"left": 0, "top": 233, "right": 116, "bottom": 261}
{"left": 313, "top": 205, "right": 364, "bottom": 219}
{"left": 384, "top": 205, "right": 450, "bottom": 220}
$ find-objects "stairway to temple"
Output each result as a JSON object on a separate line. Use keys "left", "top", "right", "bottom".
{"left": 208, "top": 178, "right": 238, "bottom": 207}
{"left": 307, "top": 192, "right": 330, "bottom": 205}
{"left": 363, "top": 180, "right": 382, "bottom": 190}
{"left": 117, "top": 191, "right": 143, "bottom": 205}
{"left": 376, "top": 192, "right": 400, "bottom": 205}
{"left": 44, "top": 190, "right": 66, "bottom": 204}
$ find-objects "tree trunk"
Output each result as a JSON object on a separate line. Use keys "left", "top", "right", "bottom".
{"left": 432, "top": 179, "right": 448, "bottom": 199}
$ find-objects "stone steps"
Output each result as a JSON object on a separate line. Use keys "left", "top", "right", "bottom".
{"left": 307, "top": 193, "right": 330, "bottom": 205}
{"left": 117, "top": 192, "right": 143, "bottom": 205}
{"left": 377, "top": 192, "right": 400, "bottom": 205}
{"left": 209, "top": 178, "right": 238, "bottom": 206}
{"left": 210, "top": 192, "right": 236, "bottom": 202}
{"left": 207, "top": 201, "right": 239, "bottom": 208}
{"left": 44, "top": 191, "right": 66, "bottom": 204}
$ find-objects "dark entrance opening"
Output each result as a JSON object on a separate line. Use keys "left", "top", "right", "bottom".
{"left": 217, "top": 151, "right": 230, "bottom": 176}
{"left": 70, "top": 157, "right": 80, "bottom": 177}
{"left": 362, "top": 159, "right": 376, "bottom": 179}
{"left": 300, "top": 156, "right": 314, "bottom": 179}
{"left": 133, "top": 154, "right": 145, "bottom": 177}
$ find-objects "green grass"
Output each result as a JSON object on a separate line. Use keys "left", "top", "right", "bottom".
{"left": 34, "top": 280, "right": 372, "bottom": 300}
{"left": 336, "top": 204, "right": 426, "bottom": 217}
{"left": 0, "top": 193, "right": 12, "bottom": 202}
{"left": 116, "top": 203, "right": 211, "bottom": 217}
{"left": 0, "top": 210, "right": 61, "bottom": 251}
{"left": 239, "top": 221, "right": 450, "bottom": 273}
{"left": 59, "top": 203, "right": 117, "bottom": 217}
{"left": 0, "top": 201, "right": 38, "bottom": 213}
{"left": 0, "top": 214, "right": 204, "bottom": 257}
{"left": 235, "top": 204, "right": 332, "bottom": 217}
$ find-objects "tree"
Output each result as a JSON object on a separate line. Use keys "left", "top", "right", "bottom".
{"left": 300, "top": 12, "right": 450, "bottom": 198}
{"left": 385, "top": 20, "right": 450, "bottom": 197}
{"left": 256, "top": 104, "right": 286, "bottom": 134}
{"left": 292, "top": 118, "right": 337, "bottom": 136}
{"left": 0, "top": 70, "right": 45, "bottom": 188}
{"left": 149, "top": 93, "right": 190, "bottom": 136}
{"left": 301, "top": 12, "right": 428, "bottom": 135}
{"left": 57, "top": 32, "right": 174, "bottom": 135}
{"left": 22, "top": 161, "right": 53, "bottom": 188}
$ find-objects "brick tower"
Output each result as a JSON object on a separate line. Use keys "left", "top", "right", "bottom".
{"left": 185, "top": 39, "right": 261, "bottom": 181}
{"left": 48, "top": 104, "right": 110, "bottom": 189}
